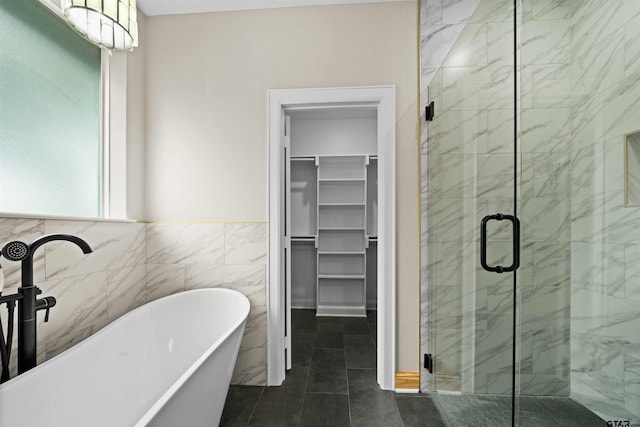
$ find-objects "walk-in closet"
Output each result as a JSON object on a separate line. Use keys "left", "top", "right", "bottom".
{"left": 287, "top": 108, "right": 378, "bottom": 317}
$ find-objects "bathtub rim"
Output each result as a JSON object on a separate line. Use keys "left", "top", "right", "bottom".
{"left": 0, "top": 288, "right": 250, "bottom": 426}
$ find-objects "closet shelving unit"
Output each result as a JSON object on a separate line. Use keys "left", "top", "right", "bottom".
{"left": 316, "top": 155, "right": 368, "bottom": 317}
{"left": 290, "top": 153, "right": 377, "bottom": 317}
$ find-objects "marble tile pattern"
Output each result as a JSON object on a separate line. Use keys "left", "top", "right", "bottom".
{"left": 0, "top": 218, "right": 268, "bottom": 386}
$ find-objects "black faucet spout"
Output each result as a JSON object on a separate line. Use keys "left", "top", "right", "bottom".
{"left": 28, "top": 234, "right": 93, "bottom": 258}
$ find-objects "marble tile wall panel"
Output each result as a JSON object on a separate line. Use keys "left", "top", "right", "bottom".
{"left": 435, "top": 109, "right": 488, "bottom": 155}
{"left": 523, "top": 0, "right": 572, "bottom": 22}
{"left": 570, "top": 90, "right": 606, "bottom": 146}
{"left": 441, "top": 23, "right": 487, "bottom": 68}
{"left": 521, "top": 108, "right": 571, "bottom": 154}
{"left": 146, "top": 263, "right": 186, "bottom": 302}
{"left": 520, "top": 374, "right": 569, "bottom": 396}
{"left": 624, "top": 244, "right": 640, "bottom": 304}
{"left": 224, "top": 223, "right": 267, "bottom": 265}
{"left": 531, "top": 152, "right": 570, "bottom": 198}
{"left": 486, "top": 109, "right": 514, "bottom": 153}
{"left": 106, "top": 265, "right": 147, "bottom": 322}
{"left": 421, "top": 0, "right": 481, "bottom": 86}
{"left": 487, "top": 23, "right": 513, "bottom": 66}
{"left": 145, "top": 222, "right": 268, "bottom": 385}
{"left": 441, "top": 65, "right": 513, "bottom": 111}
{"left": 570, "top": 0, "right": 640, "bottom": 64}
{"left": 603, "top": 74, "right": 640, "bottom": 143}
{"left": 146, "top": 223, "right": 224, "bottom": 265}
{"left": 571, "top": 28, "right": 625, "bottom": 98}
{"left": 625, "top": 15, "right": 640, "bottom": 78}
{"left": 44, "top": 220, "right": 146, "bottom": 280}
{"left": 519, "top": 196, "right": 571, "bottom": 242}
{"left": 522, "top": 64, "right": 573, "bottom": 109}
{"left": 570, "top": 140, "right": 605, "bottom": 196}
{"left": 522, "top": 20, "right": 571, "bottom": 65}
{"left": 466, "top": 0, "right": 511, "bottom": 23}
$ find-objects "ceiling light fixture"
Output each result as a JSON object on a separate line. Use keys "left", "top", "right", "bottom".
{"left": 62, "top": 0, "right": 138, "bottom": 51}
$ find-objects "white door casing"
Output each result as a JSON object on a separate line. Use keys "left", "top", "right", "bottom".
{"left": 267, "top": 86, "right": 396, "bottom": 390}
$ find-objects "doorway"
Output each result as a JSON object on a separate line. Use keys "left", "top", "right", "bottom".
{"left": 267, "top": 86, "right": 396, "bottom": 390}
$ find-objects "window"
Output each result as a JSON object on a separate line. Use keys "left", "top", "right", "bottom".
{"left": 0, "top": 0, "right": 102, "bottom": 218}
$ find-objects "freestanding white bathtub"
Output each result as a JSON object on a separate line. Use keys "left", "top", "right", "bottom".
{"left": 0, "top": 288, "right": 250, "bottom": 427}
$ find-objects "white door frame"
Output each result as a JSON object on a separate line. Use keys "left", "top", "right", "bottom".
{"left": 267, "top": 86, "right": 396, "bottom": 390}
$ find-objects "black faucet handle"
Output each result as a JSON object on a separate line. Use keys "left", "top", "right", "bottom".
{"left": 40, "top": 296, "right": 56, "bottom": 323}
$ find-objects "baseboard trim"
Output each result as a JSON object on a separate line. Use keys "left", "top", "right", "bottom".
{"left": 395, "top": 371, "right": 420, "bottom": 390}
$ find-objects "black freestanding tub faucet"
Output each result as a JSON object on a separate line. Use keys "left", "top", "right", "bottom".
{"left": 1, "top": 234, "right": 92, "bottom": 374}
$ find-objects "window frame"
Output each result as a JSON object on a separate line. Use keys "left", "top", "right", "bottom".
{"left": 0, "top": 0, "right": 116, "bottom": 221}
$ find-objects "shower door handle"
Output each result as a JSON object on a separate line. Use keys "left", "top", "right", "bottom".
{"left": 480, "top": 213, "right": 520, "bottom": 273}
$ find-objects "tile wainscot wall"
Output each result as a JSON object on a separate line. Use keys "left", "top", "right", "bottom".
{"left": 0, "top": 218, "right": 268, "bottom": 386}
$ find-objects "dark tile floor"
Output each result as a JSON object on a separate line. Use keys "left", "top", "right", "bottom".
{"left": 220, "top": 309, "right": 446, "bottom": 427}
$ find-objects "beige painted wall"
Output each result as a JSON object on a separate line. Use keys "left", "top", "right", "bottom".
{"left": 144, "top": 2, "right": 420, "bottom": 372}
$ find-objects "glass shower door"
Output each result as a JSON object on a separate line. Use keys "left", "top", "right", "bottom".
{"left": 425, "top": 0, "right": 520, "bottom": 424}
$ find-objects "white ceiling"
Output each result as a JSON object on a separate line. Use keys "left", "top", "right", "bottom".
{"left": 136, "top": 0, "right": 404, "bottom": 16}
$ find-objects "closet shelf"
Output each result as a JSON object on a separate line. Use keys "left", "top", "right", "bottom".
{"left": 318, "top": 251, "right": 365, "bottom": 255}
{"left": 318, "top": 178, "right": 366, "bottom": 182}
{"left": 318, "top": 274, "right": 365, "bottom": 280}
{"left": 318, "top": 206, "right": 364, "bottom": 207}
{"left": 318, "top": 227, "right": 365, "bottom": 231}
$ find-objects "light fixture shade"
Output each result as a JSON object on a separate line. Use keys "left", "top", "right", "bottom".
{"left": 62, "top": 0, "right": 138, "bottom": 51}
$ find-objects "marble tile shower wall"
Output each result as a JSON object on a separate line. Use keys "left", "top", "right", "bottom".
{"left": 422, "top": 0, "right": 640, "bottom": 417}
{"left": 517, "top": 0, "right": 574, "bottom": 397}
{"left": 563, "top": 0, "right": 640, "bottom": 420}
{"left": 0, "top": 218, "right": 268, "bottom": 386}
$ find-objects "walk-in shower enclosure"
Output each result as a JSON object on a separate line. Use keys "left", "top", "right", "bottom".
{"left": 421, "top": 0, "right": 640, "bottom": 425}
